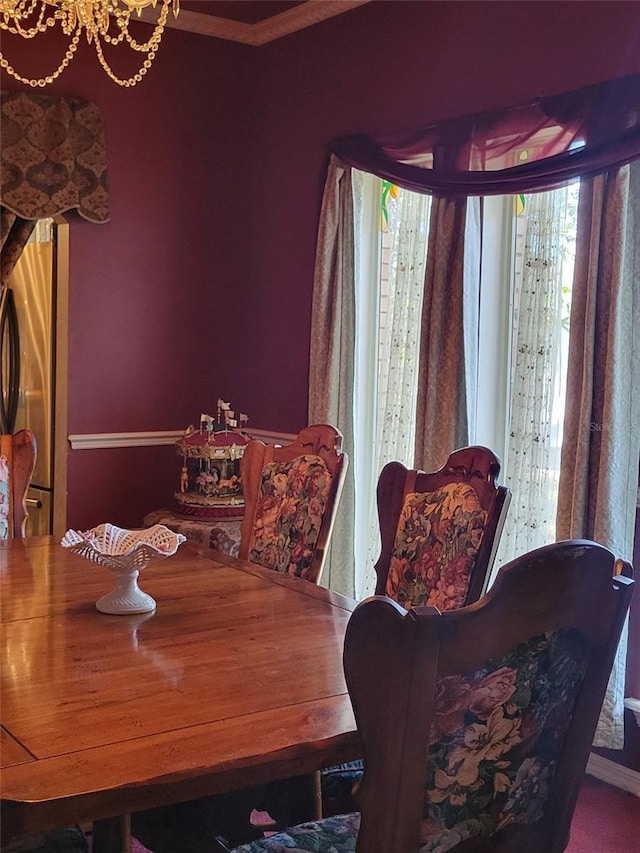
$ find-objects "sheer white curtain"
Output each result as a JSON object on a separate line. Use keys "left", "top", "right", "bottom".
{"left": 495, "top": 188, "right": 570, "bottom": 567}
{"left": 375, "top": 188, "right": 431, "bottom": 464}
{"left": 354, "top": 178, "right": 430, "bottom": 598}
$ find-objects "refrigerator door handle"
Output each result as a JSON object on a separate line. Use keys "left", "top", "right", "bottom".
{"left": 0, "top": 287, "right": 21, "bottom": 434}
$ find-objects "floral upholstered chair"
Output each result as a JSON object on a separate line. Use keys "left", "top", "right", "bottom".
{"left": 375, "top": 447, "right": 510, "bottom": 610}
{"left": 228, "top": 540, "right": 634, "bottom": 853}
{"left": 0, "top": 430, "right": 36, "bottom": 540}
{"left": 239, "top": 424, "right": 348, "bottom": 585}
{"left": 321, "top": 447, "right": 510, "bottom": 813}
{"left": 130, "top": 427, "right": 349, "bottom": 850}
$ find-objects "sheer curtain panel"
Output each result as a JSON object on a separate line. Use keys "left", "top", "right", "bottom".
{"left": 359, "top": 183, "right": 430, "bottom": 595}
{"left": 497, "top": 187, "right": 570, "bottom": 566}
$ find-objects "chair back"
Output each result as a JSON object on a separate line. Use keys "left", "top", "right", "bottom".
{"left": 375, "top": 446, "right": 510, "bottom": 610}
{"left": 0, "top": 430, "right": 36, "bottom": 539}
{"left": 239, "top": 424, "right": 348, "bottom": 583}
{"left": 344, "top": 540, "right": 634, "bottom": 853}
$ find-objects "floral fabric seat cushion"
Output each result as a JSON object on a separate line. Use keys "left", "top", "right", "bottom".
{"left": 249, "top": 454, "right": 333, "bottom": 580}
{"left": 229, "top": 813, "right": 360, "bottom": 853}
{"left": 385, "top": 481, "right": 488, "bottom": 610}
{"left": 226, "top": 810, "right": 499, "bottom": 853}
{"left": 0, "top": 454, "right": 10, "bottom": 540}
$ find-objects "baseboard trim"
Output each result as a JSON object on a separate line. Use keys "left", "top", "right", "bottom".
{"left": 586, "top": 752, "right": 640, "bottom": 797}
{"left": 67, "top": 428, "right": 296, "bottom": 451}
{"left": 624, "top": 697, "right": 640, "bottom": 726}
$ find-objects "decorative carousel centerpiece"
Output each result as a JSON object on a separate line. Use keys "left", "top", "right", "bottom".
{"left": 174, "top": 399, "right": 249, "bottom": 520}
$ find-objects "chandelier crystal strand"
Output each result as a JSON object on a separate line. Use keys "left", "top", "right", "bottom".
{"left": 1, "top": 1, "right": 52, "bottom": 38}
{"left": 93, "top": 0, "right": 169, "bottom": 87}
{"left": 0, "top": 29, "right": 80, "bottom": 87}
{"left": 0, "top": 0, "right": 179, "bottom": 88}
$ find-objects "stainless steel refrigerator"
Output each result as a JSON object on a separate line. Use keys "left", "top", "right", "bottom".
{"left": 0, "top": 220, "right": 55, "bottom": 535}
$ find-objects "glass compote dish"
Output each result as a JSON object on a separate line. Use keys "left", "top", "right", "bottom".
{"left": 61, "top": 523, "right": 186, "bottom": 614}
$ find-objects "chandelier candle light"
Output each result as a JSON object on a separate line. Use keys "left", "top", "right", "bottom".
{"left": 0, "top": 0, "right": 180, "bottom": 87}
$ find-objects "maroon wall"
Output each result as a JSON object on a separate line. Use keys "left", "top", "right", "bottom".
{"left": 2, "top": 1, "right": 640, "bottom": 530}
{"left": 230, "top": 0, "right": 640, "bottom": 427}
{"left": 2, "top": 20, "right": 258, "bottom": 527}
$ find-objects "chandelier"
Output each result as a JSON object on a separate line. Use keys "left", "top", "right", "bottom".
{"left": 0, "top": 1, "right": 180, "bottom": 88}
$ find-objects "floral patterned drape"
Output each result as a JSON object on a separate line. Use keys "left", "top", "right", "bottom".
{"left": 557, "top": 163, "right": 640, "bottom": 748}
{"left": 414, "top": 195, "right": 479, "bottom": 473}
{"left": 308, "top": 155, "right": 356, "bottom": 597}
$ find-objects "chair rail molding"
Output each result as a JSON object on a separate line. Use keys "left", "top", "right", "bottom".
{"left": 67, "top": 429, "right": 297, "bottom": 450}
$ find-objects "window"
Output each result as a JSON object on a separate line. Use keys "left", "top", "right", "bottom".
{"left": 483, "top": 184, "right": 578, "bottom": 572}
{"left": 353, "top": 172, "right": 430, "bottom": 595}
{"left": 351, "top": 173, "right": 578, "bottom": 596}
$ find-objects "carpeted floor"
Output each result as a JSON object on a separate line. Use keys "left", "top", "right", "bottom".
{"left": 565, "top": 775, "right": 639, "bottom": 853}
{"left": 87, "top": 774, "right": 638, "bottom": 853}
{"left": 85, "top": 833, "right": 151, "bottom": 853}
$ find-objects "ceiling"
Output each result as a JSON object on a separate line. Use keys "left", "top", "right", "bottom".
{"left": 140, "top": 0, "right": 372, "bottom": 45}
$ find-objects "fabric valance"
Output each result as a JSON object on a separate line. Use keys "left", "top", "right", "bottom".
{"left": 330, "top": 73, "right": 640, "bottom": 197}
{"left": 1, "top": 91, "right": 110, "bottom": 223}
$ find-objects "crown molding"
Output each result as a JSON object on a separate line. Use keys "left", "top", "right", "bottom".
{"left": 140, "top": 0, "right": 372, "bottom": 45}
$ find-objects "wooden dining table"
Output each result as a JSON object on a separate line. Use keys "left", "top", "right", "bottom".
{"left": 0, "top": 536, "right": 361, "bottom": 852}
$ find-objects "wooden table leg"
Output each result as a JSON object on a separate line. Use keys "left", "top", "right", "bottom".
{"left": 313, "top": 769, "right": 323, "bottom": 820}
{"left": 92, "top": 814, "right": 131, "bottom": 853}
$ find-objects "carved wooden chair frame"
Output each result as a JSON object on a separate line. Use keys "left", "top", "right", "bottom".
{"left": 239, "top": 424, "right": 348, "bottom": 585}
{"left": 374, "top": 445, "right": 511, "bottom": 607}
